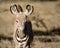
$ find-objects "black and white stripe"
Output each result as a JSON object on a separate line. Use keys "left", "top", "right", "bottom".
{"left": 15, "top": 28, "right": 29, "bottom": 48}
{"left": 16, "top": 28, "right": 29, "bottom": 43}
{"left": 14, "top": 21, "right": 34, "bottom": 48}
{"left": 10, "top": 4, "right": 34, "bottom": 48}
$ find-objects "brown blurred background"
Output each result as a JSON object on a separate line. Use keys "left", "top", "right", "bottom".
{"left": 0, "top": 0, "right": 60, "bottom": 48}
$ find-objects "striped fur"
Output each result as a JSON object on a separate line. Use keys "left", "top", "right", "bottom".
{"left": 10, "top": 4, "right": 34, "bottom": 48}
{"left": 15, "top": 28, "right": 29, "bottom": 48}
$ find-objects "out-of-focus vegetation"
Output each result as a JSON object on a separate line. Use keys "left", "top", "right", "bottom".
{"left": 0, "top": 0, "right": 60, "bottom": 48}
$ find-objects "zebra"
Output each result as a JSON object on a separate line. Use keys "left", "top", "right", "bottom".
{"left": 10, "top": 4, "right": 34, "bottom": 48}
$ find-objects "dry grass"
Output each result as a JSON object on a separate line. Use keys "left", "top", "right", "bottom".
{"left": 0, "top": 1, "right": 60, "bottom": 48}
{"left": 0, "top": 36, "right": 60, "bottom": 48}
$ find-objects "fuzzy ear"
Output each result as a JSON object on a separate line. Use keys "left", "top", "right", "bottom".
{"left": 10, "top": 4, "right": 19, "bottom": 16}
{"left": 25, "top": 4, "right": 34, "bottom": 16}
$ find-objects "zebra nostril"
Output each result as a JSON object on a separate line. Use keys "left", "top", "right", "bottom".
{"left": 16, "top": 20, "right": 18, "bottom": 23}
{"left": 18, "top": 30, "right": 19, "bottom": 33}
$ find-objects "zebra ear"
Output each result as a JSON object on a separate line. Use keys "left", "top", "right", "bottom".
{"left": 10, "top": 4, "right": 19, "bottom": 16}
{"left": 25, "top": 4, "right": 34, "bottom": 16}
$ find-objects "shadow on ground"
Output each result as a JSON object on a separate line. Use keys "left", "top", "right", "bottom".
{"left": 33, "top": 27, "right": 60, "bottom": 36}
{"left": 0, "top": 28, "right": 60, "bottom": 43}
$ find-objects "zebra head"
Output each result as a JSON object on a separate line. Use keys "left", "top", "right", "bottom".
{"left": 10, "top": 4, "right": 34, "bottom": 37}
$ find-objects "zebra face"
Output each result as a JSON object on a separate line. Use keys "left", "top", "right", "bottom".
{"left": 10, "top": 4, "right": 34, "bottom": 36}
{"left": 10, "top": 4, "right": 34, "bottom": 48}
{"left": 16, "top": 13, "right": 26, "bottom": 31}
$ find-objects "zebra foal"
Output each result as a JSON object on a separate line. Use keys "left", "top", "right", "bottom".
{"left": 10, "top": 4, "right": 34, "bottom": 48}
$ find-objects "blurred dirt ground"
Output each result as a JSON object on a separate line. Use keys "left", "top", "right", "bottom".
{"left": 0, "top": 1, "right": 60, "bottom": 48}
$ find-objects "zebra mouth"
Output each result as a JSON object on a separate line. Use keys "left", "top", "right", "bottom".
{"left": 16, "top": 28, "right": 25, "bottom": 38}
{"left": 16, "top": 35, "right": 28, "bottom": 43}
{"left": 16, "top": 29, "right": 29, "bottom": 43}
